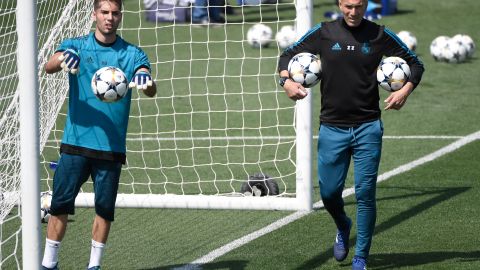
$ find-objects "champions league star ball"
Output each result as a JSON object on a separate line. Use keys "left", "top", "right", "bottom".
{"left": 443, "top": 38, "right": 468, "bottom": 63}
{"left": 376, "top": 56, "right": 411, "bottom": 92}
{"left": 247, "top": 23, "right": 273, "bottom": 48}
{"left": 288, "top": 52, "right": 322, "bottom": 88}
{"left": 275, "top": 25, "right": 296, "bottom": 49}
{"left": 397, "top": 30, "right": 417, "bottom": 51}
{"left": 451, "top": 34, "right": 475, "bottom": 58}
{"left": 91, "top": 66, "right": 129, "bottom": 103}
{"left": 430, "top": 36, "right": 450, "bottom": 62}
{"left": 40, "top": 192, "right": 52, "bottom": 223}
{"left": 430, "top": 35, "right": 474, "bottom": 63}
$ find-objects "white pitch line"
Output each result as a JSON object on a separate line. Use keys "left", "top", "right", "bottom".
{"left": 382, "top": 135, "right": 463, "bottom": 139}
{"left": 182, "top": 130, "right": 480, "bottom": 268}
{"left": 45, "top": 135, "right": 463, "bottom": 144}
{"left": 126, "top": 135, "right": 463, "bottom": 141}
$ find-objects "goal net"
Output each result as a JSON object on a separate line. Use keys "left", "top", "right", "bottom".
{"left": 1, "top": 0, "right": 312, "bottom": 266}
{"left": 1, "top": 0, "right": 94, "bottom": 267}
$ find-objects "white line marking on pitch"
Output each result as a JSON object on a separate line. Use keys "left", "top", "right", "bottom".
{"left": 45, "top": 135, "right": 463, "bottom": 144}
{"left": 181, "top": 130, "right": 480, "bottom": 268}
{"left": 127, "top": 135, "right": 463, "bottom": 141}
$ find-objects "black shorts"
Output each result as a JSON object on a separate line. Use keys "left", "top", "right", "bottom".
{"left": 50, "top": 153, "right": 122, "bottom": 221}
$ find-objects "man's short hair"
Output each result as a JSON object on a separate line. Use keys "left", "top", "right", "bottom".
{"left": 338, "top": 0, "right": 368, "bottom": 4}
{"left": 94, "top": 0, "right": 123, "bottom": 11}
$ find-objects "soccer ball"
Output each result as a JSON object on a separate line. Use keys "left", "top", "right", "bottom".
{"left": 443, "top": 38, "right": 468, "bottom": 63}
{"left": 430, "top": 36, "right": 450, "bottom": 62}
{"left": 287, "top": 52, "right": 322, "bottom": 88}
{"left": 451, "top": 34, "right": 475, "bottom": 59}
{"left": 91, "top": 66, "right": 128, "bottom": 103}
{"left": 40, "top": 191, "right": 52, "bottom": 223}
{"left": 275, "top": 25, "right": 297, "bottom": 49}
{"left": 397, "top": 31, "right": 417, "bottom": 51}
{"left": 376, "top": 56, "right": 411, "bottom": 92}
{"left": 247, "top": 23, "right": 273, "bottom": 48}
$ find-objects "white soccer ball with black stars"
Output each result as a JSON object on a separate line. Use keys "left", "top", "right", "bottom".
{"left": 451, "top": 34, "right": 475, "bottom": 59}
{"left": 397, "top": 30, "right": 417, "bottom": 51}
{"left": 288, "top": 52, "right": 322, "bottom": 88}
{"left": 376, "top": 56, "right": 411, "bottom": 92}
{"left": 40, "top": 191, "right": 52, "bottom": 223}
{"left": 443, "top": 38, "right": 468, "bottom": 63}
{"left": 91, "top": 66, "right": 128, "bottom": 103}
{"left": 275, "top": 25, "right": 296, "bottom": 49}
{"left": 430, "top": 36, "right": 450, "bottom": 62}
{"left": 247, "top": 23, "right": 273, "bottom": 48}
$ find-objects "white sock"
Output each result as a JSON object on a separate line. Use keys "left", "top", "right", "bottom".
{"left": 42, "top": 238, "right": 61, "bottom": 268}
{"left": 88, "top": 239, "right": 106, "bottom": 268}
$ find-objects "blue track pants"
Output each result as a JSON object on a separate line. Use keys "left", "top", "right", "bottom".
{"left": 317, "top": 119, "right": 383, "bottom": 258}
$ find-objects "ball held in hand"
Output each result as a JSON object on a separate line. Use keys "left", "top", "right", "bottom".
{"left": 287, "top": 52, "right": 322, "bottom": 88}
{"left": 91, "top": 66, "right": 129, "bottom": 103}
{"left": 376, "top": 56, "right": 410, "bottom": 92}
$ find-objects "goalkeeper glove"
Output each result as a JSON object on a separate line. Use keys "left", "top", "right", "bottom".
{"left": 129, "top": 71, "right": 153, "bottom": 90}
{"left": 58, "top": 49, "right": 80, "bottom": 74}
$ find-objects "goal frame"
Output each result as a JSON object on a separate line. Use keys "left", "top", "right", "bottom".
{"left": 17, "top": 1, "right": 41, "bottom": 269}
{"left": 8, "top": 0, "right": 315, "bottom": 266}
{"left": 73, "top": 0, "right": 315, "bottom": 212}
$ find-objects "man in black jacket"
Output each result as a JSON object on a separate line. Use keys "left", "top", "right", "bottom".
{"left": 278, "top": 0, "right": 424, "bottom": 269}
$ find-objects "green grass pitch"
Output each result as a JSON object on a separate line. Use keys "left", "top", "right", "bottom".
{"left": 2, "top": 0, "right": 480, "bottom": 269}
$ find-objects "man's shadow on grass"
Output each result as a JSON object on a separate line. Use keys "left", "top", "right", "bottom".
{"left": 141, "top": 260, "right": 248, "bottom": 270}
{"left": 141, "top": 186, "right": 474, "bottom": 270}
{"left": 369, "top": 250, "right": 480, "bottom": 269}
{"left": 296, "top": 186, "right": 473, "bottom": 269}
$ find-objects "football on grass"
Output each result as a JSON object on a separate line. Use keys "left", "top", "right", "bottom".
{"left": 287, "top": 52, "right": 322, "bottom": 88}
{"left": 275, "top": 25, "right": 296, "bottom": 49}
{"left": 376, "top": 56, "right": 410, "bottom": 92}
{"left": 451, "top": 34, "right": 475, "bottom": 58}
{"left": 40, "top": 191, "right": 52, "bottom": 223}
{"left": 444, "top": 38, "right": 468, "bottom": 63}
{"left": 91, "top": 66, "right": 128, "bottom": 103}
{"left": 397, "top": 30, "right": 417, "bottom": 51}
{"left": 247, "top": 23, "right": 272, "bottom": 48}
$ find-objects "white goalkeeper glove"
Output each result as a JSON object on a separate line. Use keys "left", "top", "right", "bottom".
{"left": 57, "top": 49, "right": 80, "bottom": 74}
{"left": 129, "top": 71, "right": 153, "bottom": 90}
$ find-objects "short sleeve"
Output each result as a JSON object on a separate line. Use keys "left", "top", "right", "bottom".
{"left": 134, "top": 48, "right": 151, "bottom": 72}
{"left": 56, "top": 38, "right": 77, "bottom": 53}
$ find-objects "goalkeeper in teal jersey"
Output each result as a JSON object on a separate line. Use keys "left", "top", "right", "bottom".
{"left": 41, "top": 1, "right": 156, "bottom": 269}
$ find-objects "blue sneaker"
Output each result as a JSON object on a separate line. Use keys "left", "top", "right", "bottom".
{"left": 352, "top": 256, "right": 367, "bottom": 270}
{"left": 87, "top": 266, "right": 101, "bottom": 270}
{"left": 333, "top": 218, "right": 352, "bottom": 261}
{"left": 41, "top": 264, "right": 58, "bottom": 270}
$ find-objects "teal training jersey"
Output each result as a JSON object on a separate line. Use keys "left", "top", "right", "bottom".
{"left": 57, "top": 33, "right": 150, "bottom": 154}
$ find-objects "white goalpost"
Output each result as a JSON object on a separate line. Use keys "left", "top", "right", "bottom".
{"left": 1, "top": 0, "right": 94, "bottom": 268}
{"left": 17, "top": 0, "right": 41, "bottom": 269}
{"left": 0, "top": 0, "right": 313, "bottom": 266}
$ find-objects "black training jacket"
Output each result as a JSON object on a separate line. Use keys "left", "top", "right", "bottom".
{"left": 278, "top": 18, "right": 425, "bottom": 127}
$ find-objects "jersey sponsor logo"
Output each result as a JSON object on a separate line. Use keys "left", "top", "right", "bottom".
{"left": 331, "top": 42, "right": 342, "bottom": 51}
{"left": 361, "top": 43, "right": 372, "bottom": 54}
